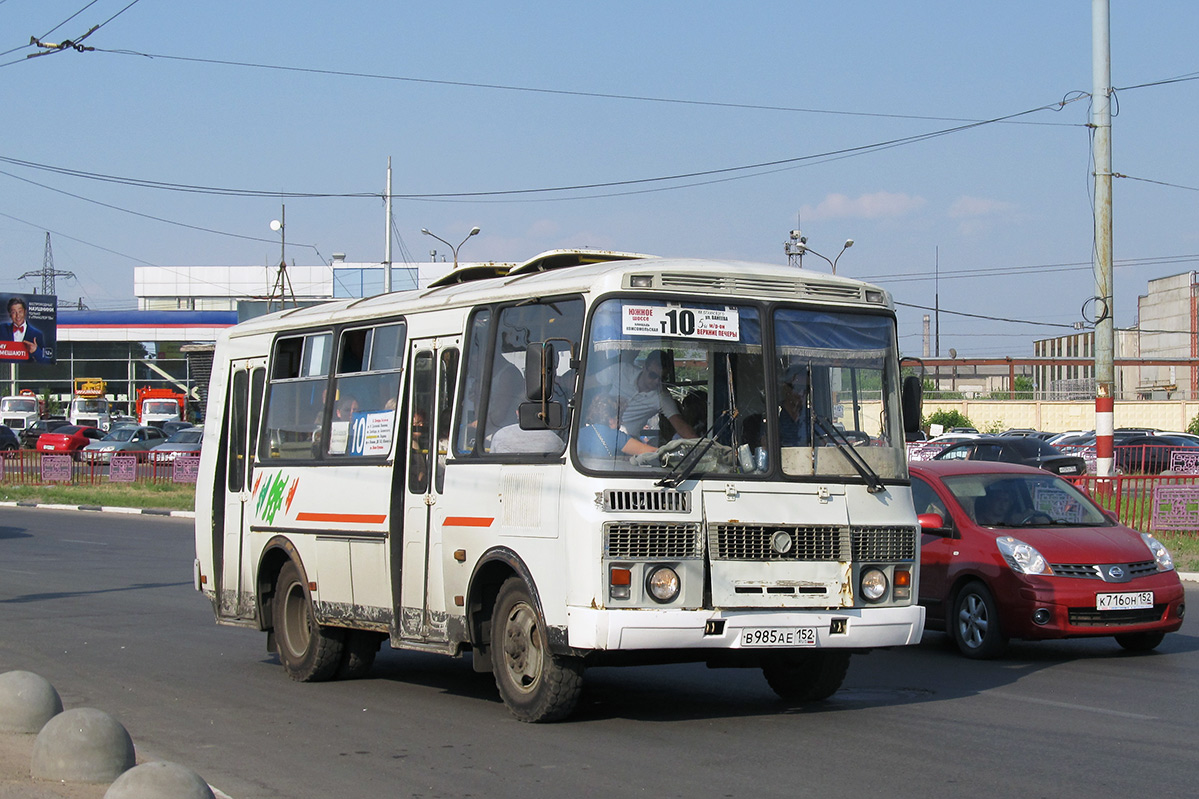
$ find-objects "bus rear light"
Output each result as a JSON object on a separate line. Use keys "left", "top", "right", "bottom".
{"left": 893, "top": 568, "right": 912, "bottom": 601}
{"left": 610, "top": 567, "right": 631, "bottom": 600}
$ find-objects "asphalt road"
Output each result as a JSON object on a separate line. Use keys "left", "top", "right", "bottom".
{"left": 1, "top": 507, "right": 1196, "bottom": 799}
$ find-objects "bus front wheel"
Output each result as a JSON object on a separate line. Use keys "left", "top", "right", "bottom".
{"left": 490, "top": 577, "right": 583, "bottom": 723}
{"left": 273, "top": 560, "right": 345, "bottom": 682}
{"left": 761, "top": 650, "right": 851, "bottom": 702}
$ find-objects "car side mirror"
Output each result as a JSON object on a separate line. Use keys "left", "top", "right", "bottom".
{"left": 917, "top": 512, "right": 953, "bottom": 536}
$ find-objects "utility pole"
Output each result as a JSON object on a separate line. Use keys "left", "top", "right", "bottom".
{"left": 17, "top": 232, "right": 74, "bottom": 295}
{"left": 383, "top": 157, "right": 393, "bottom": 293}
{"left": 1092, "top": 0, "right": 1115, "bottom": 477}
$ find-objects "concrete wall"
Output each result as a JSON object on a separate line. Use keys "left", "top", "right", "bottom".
{"left": 922, "top": 400, "right": 1199, "bottom": 434}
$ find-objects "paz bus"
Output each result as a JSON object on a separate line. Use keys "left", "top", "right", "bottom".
{"left": 193, "top": 249, "right": 925, "bottom": 722}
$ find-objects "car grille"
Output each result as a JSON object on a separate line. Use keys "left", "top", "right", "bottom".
{"left": 708, "top": 524, "right": 916, "bottom": 562}
{"left": 1068, "top": 605, "right": 1166, "bottom": 626}
{"left": 1049, "top": 561, "right": 1159, "bottom": 580}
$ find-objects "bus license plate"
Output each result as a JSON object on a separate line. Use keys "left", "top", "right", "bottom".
{"left": 740, "top": 627, "right": 816, "bottom": 647}
{"left": 1096, "top": 591, "right": 1153, "bottom": 610}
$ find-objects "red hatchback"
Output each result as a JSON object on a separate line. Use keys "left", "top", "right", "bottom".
{"left": 910, "top": 460, "right": 1185, "bottom": 658}
{"left": 35, "top": 425, "right": 104, "bottom": 458}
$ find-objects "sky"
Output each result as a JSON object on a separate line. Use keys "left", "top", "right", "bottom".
{"left": 1, "top": 1, "right": 1198, "bottom": 359}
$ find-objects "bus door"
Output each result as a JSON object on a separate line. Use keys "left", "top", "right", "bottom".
{"left": 397, "top": 339, "right": 459, "bottom": 645}
{"left": 218, "top": 358, "right": 266, "bottom": 620}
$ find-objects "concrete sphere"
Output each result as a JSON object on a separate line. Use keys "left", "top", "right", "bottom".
{"left": 31, "top": 707, "right": 135, "bottom": 783}
{"left": 0, "top": 670, "right": 63, "bottom": 733}
{"left": 104, "top": 761, "right": 215, "bottom": 799}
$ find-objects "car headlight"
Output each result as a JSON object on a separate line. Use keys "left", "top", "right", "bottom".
{"left": 1141, "top": 533, "right": 1175, "bottom": 572}
{"left": 997, "top": 536, "right": 1052, "bottom": 575}
{"left": 645, "top": 566, "right": 680, "bottom": 603}
{"left": 860, "top": 568, "right": 888, "bottom": 602}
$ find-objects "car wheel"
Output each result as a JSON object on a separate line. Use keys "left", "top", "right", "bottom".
{"left": 1114, "top": 631, "right": 1165, "bottom": 652}
{"left": 272, "top": 560, "right": 345, "bottom": 681}
{"left": 490, "top": 577, "right": 583, "bottom": 722}
{"left": 951, "top": 581, "right": 1008, "bottom": 659}
{"left": 761, "top": 651, "right": 851, "bottom": 702}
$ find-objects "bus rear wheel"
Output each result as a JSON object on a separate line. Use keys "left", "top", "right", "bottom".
{"left": 490, "top": 578, "right": 583, "bottom": 723}
{"left": 273, "top": 560, "right": 345, "bottom": 682}
{"left": 761, "top": 651, "right": 851, "bottom": 702}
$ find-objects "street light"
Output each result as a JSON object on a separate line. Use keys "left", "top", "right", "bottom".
{"left": 796, "top": 238, "right": 854, "bottom": 274}
{"left": 421, "top": 226, "right": 480, "bottom": 269}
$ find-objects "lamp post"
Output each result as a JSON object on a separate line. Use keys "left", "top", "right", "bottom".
{"left": 421, "top": 226, "right": 480, "bottom": 269}
{"left": 794, "top": 238, "right": 854, "bottom": 274}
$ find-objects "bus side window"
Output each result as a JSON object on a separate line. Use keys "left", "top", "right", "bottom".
{"left": 328, "top": 322, "right": 406, "bottom": 457}
{"left": 261, "top": 332, "right": 331, "bottom": 460}
{"left": 453, "top": 309, "right": 491, "bottom": 457}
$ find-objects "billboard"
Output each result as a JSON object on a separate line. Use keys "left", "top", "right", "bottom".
{"left": 0, "top": 293, "right": 57, "bottom": 365}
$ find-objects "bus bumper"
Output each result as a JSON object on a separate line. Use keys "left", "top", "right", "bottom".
{"left": 565, "top": 604, "right": 926, "bottom": 651}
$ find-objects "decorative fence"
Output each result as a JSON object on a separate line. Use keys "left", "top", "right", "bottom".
{"left": 0, "top": 450, "right": 199, "bottom": 486}
{"left": 1069, "top": 474, "right": 1199, "bottom": 536}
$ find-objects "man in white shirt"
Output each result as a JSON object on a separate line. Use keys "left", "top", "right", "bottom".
{"left": 598, "top": 350, "right": 697, "bottom": 442}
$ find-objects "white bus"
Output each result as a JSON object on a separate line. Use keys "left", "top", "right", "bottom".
{"left": 194, "top": 250, "right": 925, "bottom": 722}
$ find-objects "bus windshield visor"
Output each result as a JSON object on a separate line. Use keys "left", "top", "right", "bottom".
{"left": 576, "top": 299, "right": 906, "bottom": 482}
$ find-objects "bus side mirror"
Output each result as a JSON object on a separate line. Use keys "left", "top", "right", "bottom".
{"left": 524, "top": 342, "right": 554, "bottom": 402}
{"left": 518, "top": 401, "right": 564, "bottom": 430}
{"left": 902, "top": 375, "right": 922, "bottom": 434}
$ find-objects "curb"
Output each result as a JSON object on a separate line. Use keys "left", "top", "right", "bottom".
{"left": 0, "top": 500, "right": 194, "bottom": 519}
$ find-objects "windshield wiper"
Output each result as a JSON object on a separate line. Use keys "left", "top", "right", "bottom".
{"left": 656, "top": 409, "right": 736, "bottom": 489}
{"left": 812, "top": 416, "right": 886, "bottom": 493}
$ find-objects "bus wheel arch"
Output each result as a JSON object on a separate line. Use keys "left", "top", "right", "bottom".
{"left": 489, "top": 576, "right": 584, "bottom": 723}
{"left": 465, "top": 548, "right": 536, "bottom": 673}
{"left": 260, "top": 542, "right": 346, "bottom": 682}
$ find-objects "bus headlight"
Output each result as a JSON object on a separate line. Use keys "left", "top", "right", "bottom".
{"left": 646, "top": 566, "right": 680, "bottom": 603}
{"left": 860, "top": 568, "right": 888, "bottom": 602}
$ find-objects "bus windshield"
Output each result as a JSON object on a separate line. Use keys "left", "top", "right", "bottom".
{"left": 576, "top": 298, "right": 905, "bottom": 481}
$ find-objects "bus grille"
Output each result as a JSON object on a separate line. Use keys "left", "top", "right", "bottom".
{"left": 852, "top": 526, "right": 917, "bottom": 561}
{"left": 601, "top": 488, "right": 691, "bottom": 513}
{"left": 604, "top": 522, "right": 702, "bottom": 559}
{"left": 709, "top": 524, "right": 917, "bottom": 562}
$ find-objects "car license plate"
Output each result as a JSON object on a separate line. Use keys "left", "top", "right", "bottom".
{"left": 740, "top": 627, "right": 816, "bottom": 647}
{"left": 1096, "top": 591, "right": 1153, "bottom": 610}
{"left": 45, "top": 445, "right": 55, "bottom": 450}
{"left": 1059, "top": 465, "right": 1078, "bottom": 474}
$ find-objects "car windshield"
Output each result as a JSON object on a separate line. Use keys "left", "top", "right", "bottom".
{"left": 102, "top": 428, "right": 137, "bottom": 442}
{"left": 168, "top": 429, "right": 203, "bottom": 444}
{"left": 941, "top": 473, "right": 1109, "bottom": 527}
{"left": 575, "top": 298, "right": 905, "bottom": 481}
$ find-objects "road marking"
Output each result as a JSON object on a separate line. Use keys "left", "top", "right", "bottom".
{"left": 988, "top": 691, "right": 1157, "bottom": 720}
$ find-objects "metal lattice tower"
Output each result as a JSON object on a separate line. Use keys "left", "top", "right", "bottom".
{"left": 17, "top": 233, "right": 75, "bottom": 295}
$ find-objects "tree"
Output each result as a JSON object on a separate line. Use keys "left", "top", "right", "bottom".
{"left": 925, "top": 409, "right": 973, "bottom": 432}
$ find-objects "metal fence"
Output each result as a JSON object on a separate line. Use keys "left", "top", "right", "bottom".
{"left": 0, "top": 450, "right": 198, "bottom": 486}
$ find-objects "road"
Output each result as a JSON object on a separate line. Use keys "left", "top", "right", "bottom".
{"left": 1, "top": 507, "right": 1196, "bottom": 799}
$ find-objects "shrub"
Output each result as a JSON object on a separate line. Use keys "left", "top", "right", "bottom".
{"left": 924, "top": 409, "right": 973, "bottom": 432}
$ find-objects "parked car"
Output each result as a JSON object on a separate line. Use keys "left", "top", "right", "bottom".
{"left": 1115, "top": 434, "right": 1199, "bottom": 474}
{"left": 0, "top": 424, "right": 19, "bottom": 451}
{"left": 19, "top": 418, "right": 70, "bottom": 449}
{"left": 160, "top": 420, "right": 194, "bottom": 437}
{"left": 932, "top": 435, "right": 1087, "bottom": 476}
{"left": 81, "top": 425, "right": 168, "bottom": 464}
{"left": 36, "top": 425, "right": 105, "bottom": 458}
{"left": 148, "top": 426, "right": 203, "bottom": 462}
{"left": 911, "top": 460, "right": 1185, "bottom": 658}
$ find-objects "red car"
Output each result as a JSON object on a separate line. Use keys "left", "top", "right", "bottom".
{"left": 910, "top": 459, "right": 1185, "bottom": 658}
{"left": 35, "top": 425, "right": 104, "bottom": 458}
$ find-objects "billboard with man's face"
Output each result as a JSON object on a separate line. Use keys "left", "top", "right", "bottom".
{"left": 1, "top": 293, "right": 57, "bottom": 365}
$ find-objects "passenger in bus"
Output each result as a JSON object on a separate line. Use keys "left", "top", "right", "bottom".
{"left": 335, "top": 396, "right": 360, "bottom": 420}
{"left": 596, "top": 350, "right": 697, "bottom": 443}
{"left": 579, "top": 394, "right": 657, "bottom": 461}
{"left": 778, "top": 364, "right": 812, "bottom": 446}
{"left": 489, "top": 413, "right": 566, "bottom": 455}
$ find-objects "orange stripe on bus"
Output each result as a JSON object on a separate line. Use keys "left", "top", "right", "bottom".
{"left": 442, "top": 516, "right": 495, "bottom": 528}
{"left": 295, "top": 512, "right": 388, "bottom": 524}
